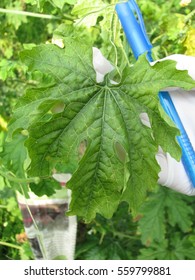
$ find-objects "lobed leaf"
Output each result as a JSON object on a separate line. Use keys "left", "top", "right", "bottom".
{"left": 138, "top": 188, "right": 193, "bottom": 244}
{"left": 8, "top": 38, "right": 195, "bottom": 221}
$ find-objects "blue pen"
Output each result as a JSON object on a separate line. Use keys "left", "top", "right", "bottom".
{"left": 115, "top": 0, "right": 195, "bottom": 187}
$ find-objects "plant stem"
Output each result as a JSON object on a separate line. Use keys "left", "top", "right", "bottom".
{"left": 0, "top": 170, "right": 40, "bottom": 184}
{"left": 18, "top": 186, "right": 48, "bottom": 259}
{"left": 6, "top": 78, "right": 39, "bottom": 86}
{"left": 113, "top": 230, "right": 139, "bottom": 240}
{"left": 0, "top": 7, "right": 59, "bottom": 20}
{"left": 185, "top": 9, "right": 195, "bottom": 22}
{"left": 0, "top": 205, "right": 7, "bottom": 209}
{"left": 0, "top": 241, "right": 21, "bottom": 250}
{"left": 0, "top": 7, "right": 58, "bottom": 19}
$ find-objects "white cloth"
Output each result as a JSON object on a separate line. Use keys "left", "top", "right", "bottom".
{"left": 92, "top": 48, "right": 195, "bottom": 195}
{"left": 156, "top": 54, "right": 195, "bottom": 195}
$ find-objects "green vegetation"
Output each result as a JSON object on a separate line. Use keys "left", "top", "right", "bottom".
{"left": 0, "top": 0, "right": 195, "bottom": 260}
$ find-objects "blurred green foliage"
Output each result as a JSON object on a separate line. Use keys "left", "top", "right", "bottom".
{"left": 0, "top": 0, "right": 195, "bottom": 260}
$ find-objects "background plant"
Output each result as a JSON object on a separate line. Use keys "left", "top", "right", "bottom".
{"left": 0, "top": 0, "right": 195, "bottom": 260}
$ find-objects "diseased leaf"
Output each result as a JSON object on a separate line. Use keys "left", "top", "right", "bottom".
{"left": 8, "top": 38, "right": 195, "bottom": 221}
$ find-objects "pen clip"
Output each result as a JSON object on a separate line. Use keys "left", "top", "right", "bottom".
{"left": 128, "top": 0, "right": 152, "bottom": 52}
{"left": 116, "top": 0, "right": 153, "bottom": 60}
{"left": 116, "top": 0, "right": 195, "bottom": 187}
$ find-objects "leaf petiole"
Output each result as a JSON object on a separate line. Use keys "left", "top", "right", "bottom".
{"left": 0, "top": 241, "right": 22, "bottom": 250}
{"left": 0, "top": 170, "right": 40, "bottom": 185}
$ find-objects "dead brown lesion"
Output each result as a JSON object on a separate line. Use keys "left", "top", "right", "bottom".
{"left": 78, "top": 139, "right": 87, "bottom": 160}
{"left": 16, "top": 232, "right": 28, "bottom": 243}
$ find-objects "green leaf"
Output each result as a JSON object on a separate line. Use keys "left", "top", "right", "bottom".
{"left": 165, "top": 191, "right": 193, "bottom": 232}
{"left": 9, "top": 38, "right": 195, "bottom": 222}
{"left": 76, "top": 236, "right": 125, "bottom": 260}
{"left": 138, "top": 190, "right": 166, "bottom": 244}
{"left": 1, "top": 133, "right": 27, "bottom": 178}
{"left": 138, "top": 234, "right": 195, "bottom": 260}
{"left": 0, "top": 60, "right": 15, "bottom": 81}
{"left": 170, "top": 234, "right": 195, "bottom": 260}
{"left": 19, "top": 242, "right": 34, "bottom": 260}
{"left": 36, "top": 0, "right": 77, "bottom": 10}
{"left": 51, "top": 0, "right": 76, "bottom": 9}
{"left": 6, "top": 2, "right": 27, "bottom": 30}
{"left": 165, "top": 14, "right": 186, "bottom": 41}
{"left": 51, "top": 0, "right": 65, "bottom": 9}
{"left": 30, "top": 177, "right": 61, "bottom": 197}
{"left": 72, "top": 0, "right": 107, "bottom": 28}
{"left": 138, "top": 240, "right": 170, "bottom": 260}
{"left": 138, "top": 188, "right": 193, "bottom": 244}
{"left": 184, "top": 28, "right": 195, "bottom": 56}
